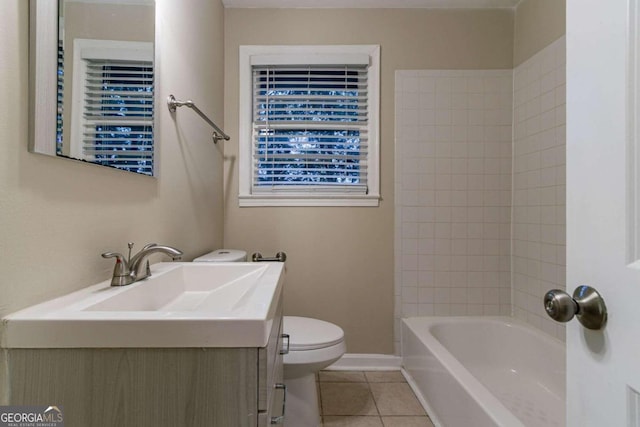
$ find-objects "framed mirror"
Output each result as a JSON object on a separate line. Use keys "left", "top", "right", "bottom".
{"left": 29, "top": 0, "right": 156, "bottom": 177}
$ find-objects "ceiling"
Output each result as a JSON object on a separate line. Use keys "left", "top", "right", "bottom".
{"left": 222, "top": 0, "right": 522, "bottom": 9}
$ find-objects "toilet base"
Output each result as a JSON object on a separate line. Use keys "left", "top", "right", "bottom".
{"left": 283, "top": 373, "right": 320, "bottom": 427}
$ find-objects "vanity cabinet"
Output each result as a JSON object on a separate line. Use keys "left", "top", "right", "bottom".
{"left": 3, "top": 300, "right": 285, "bottom": 427}
{"left": 260, "top": 304, "right": 286, "bottom": 426}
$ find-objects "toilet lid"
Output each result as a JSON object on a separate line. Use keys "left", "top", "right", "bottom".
{"left": 283, "top": 316, "right": 345, "bottom": 351}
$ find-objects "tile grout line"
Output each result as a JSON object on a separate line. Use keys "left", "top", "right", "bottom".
{"left": 366, "top": 376, "right": 382, "bottom": 418}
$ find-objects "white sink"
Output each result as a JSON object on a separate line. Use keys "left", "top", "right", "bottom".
{"left": 1, "top": 262, "right": 285, "bottom": 348}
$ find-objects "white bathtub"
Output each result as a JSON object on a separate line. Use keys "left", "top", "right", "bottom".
{"left": 402, "top": 316, "right": 565, "bottom": 427}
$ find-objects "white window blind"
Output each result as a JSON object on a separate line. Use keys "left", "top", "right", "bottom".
{"left": 81, "top": 58, "right": 154, "bottom": 175}
{"left": 239, "top": 45, "right": 380, "bottom": 207}
{"left": 251, "top": 64, "right": 369, "bottom": 193}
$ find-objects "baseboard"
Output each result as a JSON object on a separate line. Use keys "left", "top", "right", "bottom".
{"left": 324, "top": 353, "right": 402, "bottom": 371}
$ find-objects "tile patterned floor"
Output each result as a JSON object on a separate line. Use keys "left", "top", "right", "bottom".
{"left": 319, "top": 370, "right": 435, "bottom": 427}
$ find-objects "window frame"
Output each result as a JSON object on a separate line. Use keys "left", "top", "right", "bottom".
{"left": 238, "top": 45, "right": 380, "bottom": 207}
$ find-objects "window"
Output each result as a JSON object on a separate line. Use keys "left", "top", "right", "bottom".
{"left": 239, "top": 45, "right": 380, "bottom": 207}
{"left": 70, "top": 39, "right": 154, "bottom": 176}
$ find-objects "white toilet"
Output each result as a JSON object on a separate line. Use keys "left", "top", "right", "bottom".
{"left": 282, "top": 316, "right": 346, "bottom": 427}
{"left": 193, "top": 249, "right": 346, "bottom": 427}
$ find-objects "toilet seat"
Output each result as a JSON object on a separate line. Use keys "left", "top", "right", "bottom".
{"left": 283, "top": 316, "right": 344, "bottom": 351}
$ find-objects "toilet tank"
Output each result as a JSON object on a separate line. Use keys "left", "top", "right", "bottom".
{"left": 193, "top": 249, "right": 247, "bottom": 262}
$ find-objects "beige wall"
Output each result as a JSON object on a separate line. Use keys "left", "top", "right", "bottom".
{"left": 0, "top": 0, "right": 225, "bottom": 320}
{"left": 513, "top": 0, "right": 566, "bottom": 66}
{"left": 224, "top": 9, "right": 513, "bottom": 354}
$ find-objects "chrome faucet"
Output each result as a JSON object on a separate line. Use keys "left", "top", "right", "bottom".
{"left": 102, "top": 242, "right": 183, "bottom": 286}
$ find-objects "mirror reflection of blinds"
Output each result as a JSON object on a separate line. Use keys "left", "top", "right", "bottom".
{"left": 56, "top": 40, "right": 64, "bottom": 153}
{"left": 82, "top": 59, "right": 154, "bottom": 176}
{"left": 252, "top": 65, "right": 368, "bottom": 193}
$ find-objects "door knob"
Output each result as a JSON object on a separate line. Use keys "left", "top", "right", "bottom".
{"left": 543, "top": 285, "right": 607, "bottom": 330}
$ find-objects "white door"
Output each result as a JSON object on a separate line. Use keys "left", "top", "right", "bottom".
{"left": 567, "top": 0, "right": 640, "bottom": 425}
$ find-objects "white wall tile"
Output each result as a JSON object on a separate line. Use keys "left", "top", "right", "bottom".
{"left": 511, "top": 37, "right": 566, "bottom": 342}
{"left": 395, "top": 70, "right": 513, "bottom": 351}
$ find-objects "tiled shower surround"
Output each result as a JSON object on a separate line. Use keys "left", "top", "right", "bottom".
{"left": 394, "top": 37, "right": 566, "bottom": 351}
{"left": 394, "top": 70, "right": 514, "bottom": 353}
{"left": 512, "top": 37, "right": 566, "bottom": 340}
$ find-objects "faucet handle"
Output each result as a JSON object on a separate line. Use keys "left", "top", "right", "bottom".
{"left": 101, "top": 252, "right": 133, "bottom": 286}
{"left": 102, "top": 252, "right": 125, "bottom": 262}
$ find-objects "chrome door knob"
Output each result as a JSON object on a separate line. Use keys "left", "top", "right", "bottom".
{"left": 543, "top": 285, "right": 607, "bottom": 330}
{"left": 544, "top": 290, "right": 578, "bottom": 322}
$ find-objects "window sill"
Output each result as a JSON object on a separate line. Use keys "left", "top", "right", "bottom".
{"left": 238, "top": 194, "right": 380, "bottom": 207}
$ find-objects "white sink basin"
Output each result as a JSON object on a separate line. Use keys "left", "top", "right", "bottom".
{"left": 1, "top": 262, "right": 285, "bottom": 348}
